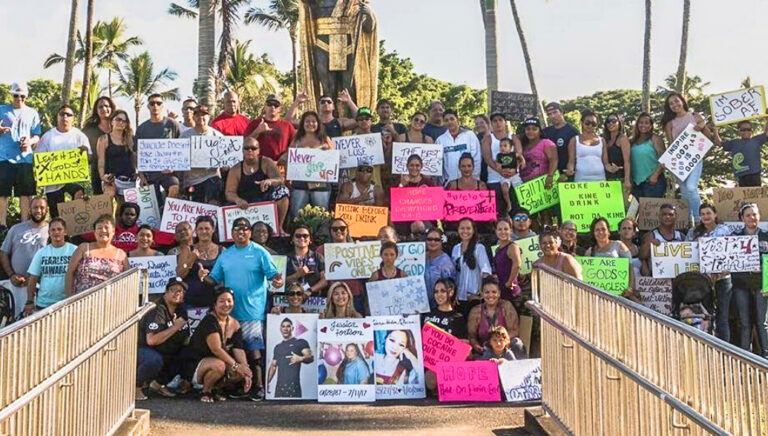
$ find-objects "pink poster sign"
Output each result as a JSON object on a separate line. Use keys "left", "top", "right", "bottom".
{"left": 390, "top": 187, "right": 445, "bottom": 222}
{"left": 435, "top": 360, "right": 501, "bottom": 402}
{"left": 421, "top": 322, "right": 471, "bottom": 372}
{"left": 443, "top": 190, "right": 497, "bottom": 222}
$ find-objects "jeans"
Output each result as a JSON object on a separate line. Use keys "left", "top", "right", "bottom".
{"left": 714, "top": 277, "right": 733, "bottom": 342}
{"left": 290, "top": 189, "right": 331, "bottom": 217}
{"left": 733, "top": 287, "right": 768, "bottom": 357}
{"left": 631, "top": 176, "right": 667, "bottom": 199}
{"left": 676, "top": 161, "right": 702, "bottom": 221}
{"left": 137, "top": 346, "right": 163, "bottom": 386}
{"left": 46, "top": 183, "right": 85, "bottom": 218}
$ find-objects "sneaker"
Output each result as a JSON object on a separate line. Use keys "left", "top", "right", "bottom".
{"left": 228, "top": 388, "right": 249, "bottom": 399}
{"left": 148, "top": 380, "right": 176, "bottom": 398}
{"left": 166, "top": 374, "right": 182, "bottom": 390}
{"left": 135, "top": 387, "right": 148, "bottom": 401}
{"left": 249, "top": 388, "right": 265, "bottom": 402}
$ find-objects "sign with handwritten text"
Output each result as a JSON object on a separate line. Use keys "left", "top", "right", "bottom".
{"left": 651, "top": 242, "right": 699, "bottom": 278}
{"left": 390, "top": 186, "right": 445, "bottom": 222}
{"left": 498, "top": 359, "right": 542, "bottom": 403}
{"left": 190, "top": 135, "right": 243, "bottom": 168}
{"left": 558, "top": 181, "right": 625, "bottom": 232}
{"left": 635, "top": 277, "right": 673, "bottom": 316}
{"left": 514, "top": 171, "right": 560, "bottom": 214}
{"left": 129, "top": 255, "right": 178, "bottom": 294}
{"left": 421, "top": 322, "right": 471, "bottom": 372}
{"left": 123, "top": 185, "right": 161, "bottom": 229}
{"left": 286, "top": 148, "right": 340, "bottom": 183}
{"left": 699, "top": 235, "right": 759, "bottom": 273}
{"left": 219, "top": 201, "right": 278, "bottom": 241}
{"left": 371, "top": 315, "right": 426, "bottom": 400}
{"left": 395, "top": 242, "right": 426, "bottom": 277}
{"left": 709, "top": 86, "right": 766, "bottom": 126}
{"left": 712, "top": 186, "right": 768, "bottom": 222}
{"left": 57, "top": 194, "right": 114, "bottom": 235}
{"left": 366, "top": 276, "right": 430, "bottom": 316}
{"left": 636, "top": 198, "right": 690, "bottom": 230}
{"left": 137, "top": 139, "right": 191, "bottom": 171}
{"left": 443, "top": 190, "right": 497, "bottom": 222}
{"left": 333, "top": 133, "right": 384, "bottom": 169}
{"left": 516, "top": 236, "right": 542, "bottom": 275}
{"left": 33, "top": 149, "right": 89, "bottom": 187}
{"left": 334, "top": 203, "right": 388, "bottom": 238}
{"left": 391, "top": 143, "right": 443, "bottom": 176}
{"left": 317, "top": 318, "right": 375, "bottom": 402}
{"left": 658, "top": 124, "right": 713, "bottom": 181}
{"left": 575, "top": 256, "right": 630, "bottom": 295}
{"left": 159, "top": 198, "right": 220, "bottom": 233}
{"left": 324, "top": 241, "right": 381, "bottom": 280}
{"left": 272, "top": 295, "right": 326, "bottom": 313}
{"left": 436, "top": 361, "right": 501, "bottom": 402}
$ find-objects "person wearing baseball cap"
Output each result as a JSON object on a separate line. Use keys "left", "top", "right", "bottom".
{"left": 337, "top": 156, "right": 385, "bottom": 206}
{"left": 353, "top": 107, "right": 374, "bottom": 136}
{"left": 542, "top": 101, "right": 579, "bottom": 179}
{"left": 519, "top": 116, "right": 558, "bottom": 190}
{"left": 245, "top": 93, "right": 296, "bottom": 162}
{"left": 136, "top": 276, "right": 190, "bottom": 400}
{"left": 0, "top": 82, "right": 42, "bottom": 233}
{"left": 180, "top": 105, "right": 224, "bottom": 204}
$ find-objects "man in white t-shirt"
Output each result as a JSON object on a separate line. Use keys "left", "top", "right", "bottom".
{"left": 35, "top": 104, "right": 92, "bottom": 217}
{"left": 436, "top": 109, "right": 482, "bottom": 184}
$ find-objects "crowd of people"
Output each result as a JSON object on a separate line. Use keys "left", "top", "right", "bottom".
{"left": 2, "top": 79, "right": 768, "bottom": 404}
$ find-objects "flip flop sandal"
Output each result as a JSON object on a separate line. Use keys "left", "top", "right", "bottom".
{"left": 200, "top": 392, "right": 215, "bottom": 403}
{"left": 213, "top": 392, "right": 227, "bottom": 402}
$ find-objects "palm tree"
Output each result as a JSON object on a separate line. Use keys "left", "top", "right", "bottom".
{"left": 479, "top": 0, "right": 499, "bottom": 104}
{"left": 115, "top": 51, "right": 180, "bottom": 126}
{"left": 77, "top": 0, "right": 96, "bottom": 127}
{"left": 224, "top": 40, "right": 280, "bottom": 101}
{"left": 658, "top": 73, "right": 710, "bottom": 101}
{"left": 94, "top": 18, "right": 143, "bottom": 98}
{"left": 244, "top": 0, "right": 299, "bottom": 98}
{"left": 508, "top": 0, "right": 545, "bottom": 123}
{"left": 62, "top": 0, "right": 81, "bottom": 104}
{"left": 674, "top": 0, "right": 691, "bottom": 93}
{"left": 641, "top": 0, "right": 652, "bottom": 113}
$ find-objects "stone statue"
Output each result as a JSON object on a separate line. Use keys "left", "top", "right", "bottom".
{"left": 299, "top": 0, "right": 379, "bottom": 114}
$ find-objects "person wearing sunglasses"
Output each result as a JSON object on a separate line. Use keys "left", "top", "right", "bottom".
{"left": 424, "top": 229, "right": 455, "bottom": 310}
{"left": 83, "top": 96, "right": 116, "bottom": 195}
{"left": 316, "top": 218, "right": 366, "bottom": 313}
{"left": 565, "top": 109, "right": 605, "bottom": 183}
{"left": 285, "top": 90, "right": 359, "bottom": 138}
{"left": 509, "top": 208, "right": 536, "bottom": 241}
{"left": 0, "top": 82, "right": 41, "bottom": 233}
{"left": 712, "top": 116, "right": 768, "bottom": 187}
{"left": 35, "top": 104, "right": 92, "bottom": 217}
{"left": 270, "top": 283, "right": 308, "bottom": 315}
{"left": 178, "top": 98, "right": 198, "bottom": 134}
{"left": 180, "top": 105, "right": 224, "bottom": 205}
{"left": 285, "top": 225, "right": 327, "bottom": 298}
{"left": 136, "top": 93, "right": 182, "bottom": 200}
{"left": 337, "top": 159, "right": 385, "bottom": 207}
{"left": 603, "top": 112, "right": 632, "bottom": 194}
{"left": 96, "top": 109, "right": 137, "bottom": 203}
{"left": 288, "top": 111, "right": 335, "bottom": 217}
{"left": 400, "top": 112, "right": 434, "bottom": 144}
{"left": 245, "top": 94, "right": 296, "bottom": 162}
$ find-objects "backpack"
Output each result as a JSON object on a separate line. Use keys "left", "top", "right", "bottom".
{"left": 0, "top": 285, "right": 16, "bottom": 328}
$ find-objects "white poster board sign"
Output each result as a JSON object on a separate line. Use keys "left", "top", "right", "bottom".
{"left": 218, "top": 202, "right": 278, "bottom": 242}
{"left": 137, "top": 139, "right": 191, "bottom": 171}
{"left": 286, "top": 148, "right": 340, "bottom": 183}
{"left": 159, "top": 198, "right": 220, "bottom": 233}
{"left": 650, "top": 242, "right": 699, "bottom": 278}
{"left": 366, "top": 276, "right": 430, "bottom": 316}
{"left": 709, "top": 86, "right": 767, "bottom": 126}
{"left": 391, "top": 143, "right": 443, "bottom": 176}
{"left": 699, "top": 235, "right": 760, "bottom": 273}
{"left": 265, "top": 313, "right": 319, "bottom": 400}
{"left": 395, "top": 242, "right": 426, "bottom": 276}
{"left": 317, "top": 319, "right": 375, "bottom": 402}
{"left": 635, "top": 277, "right": 674, "bottom": 317}
{"left": 324, "top": 241, "right": 381, "bottom": 280}
{"left": 190, "top": 135, "right": 243, "bottom": 168}
{"left": 123, "top": 185, "right": 161, "bottom": 229}
{"left": 498, "top": 359, "right": 542, "bottom": 403}
{"left": 370, "top": 315, "right": 426, "bottom": 400}
{"left": 657, "top": 123, "right": 713, "bottom": 181}
{"left": 129, "top": 255, "right": 178, "bottom": 294}
{"left": 333, "top": 133, "right": 384, "bottom": 169}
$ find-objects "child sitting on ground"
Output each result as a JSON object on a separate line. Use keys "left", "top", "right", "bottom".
{"left": 480, "top": 326, "right": 517, "bottom": 365}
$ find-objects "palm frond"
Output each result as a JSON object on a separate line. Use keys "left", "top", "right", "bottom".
{"left": 43, "top": 53, "right": 67, "bottom": 68}
{"left": 168, "top": 3, "right": 198, "bottom": 18}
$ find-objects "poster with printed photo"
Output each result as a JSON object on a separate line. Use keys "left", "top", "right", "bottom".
{"left": 265, "top": 314, "right": 319, "bottom": 400}
{"left": 316, "top": 318, "right": 375, "bottom": 402}
{"left": 370, "top": 315, "right": 426, "bottom": 400}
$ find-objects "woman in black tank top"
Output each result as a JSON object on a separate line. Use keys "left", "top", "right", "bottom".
{"left": 402, "top": 112, "right": 434, "bottom": 144}
{"left": 97, "top": 109, "right": 136, "bottom": 200}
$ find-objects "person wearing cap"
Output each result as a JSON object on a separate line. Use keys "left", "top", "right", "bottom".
{"left": 517, "top": 117, "right": 557, "bottom": 187}
{"left": 371, "top": 99, "right": 407, "bottom": 136}
{"left": 200, "top": 216, "right": 283, "bottom": 400}
{"left": 542, "top": 102, "right": 579, "bottom": 181}
{"left": 245, "top": 94, "right": 296, "bottom": 162}
{"left": 180, "top": 105, "right": 224, "bottom": 205}
{"left": 337, "top": 158, "right": 385, "bottom": 206}
{"left": 424, "top": 101, "right": 447, "bottom": 141}
{"left": 0, "top": 82, "right": 41, "bottom": 232}
{"left": 354, "top": 107, "right": 374, "bottom": 135}
{"left": 436, "top": 109, "right": 482, "bottom": 183}
{"left": 136, "top": 93, "right": 182, "bottom": 200}
{"left": 136, "top": 277, "right": 191, "bottom": 400}
{"left": 211, "top": 91, "right": 250, "bottom": 136}
{"left": 286, "top": 89, "right": 359, "bottom": 138}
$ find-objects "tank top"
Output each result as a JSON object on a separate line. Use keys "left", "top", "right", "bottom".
{"left": 104, "top": 135, "right": 136, "bottom": 178}
{"left": 487, "top": 133, "right": 513, "bottom": 184}
{"left": 630, "top": 139, "right": 659, "bottom": 185}
{"left": 652, "top": 228, "right": 684, "bottom": 242}
{"left": 493, "top": 242, "right": 520, "bottom": 298}
{"left": 670, "top": 112, "right": 696, "bottom": 140}
{"left": 323, "top": 119, "right": 343, "bottom": 138}
{"left": 587, "top": 240, "right": 628, "bottom": 258}
{"left": 184, "top": 248, "right": 221, "bottom": 307}
{"left": 351, "top": 181, "right": 376, "bottom": 205}
{"left": 534, "top": 253, "right": 568, "bottom": 272}
{"left": 73, "top": 244, "right": 125, "bottom": 294}
{"left": 404, "top": 131, "right": 427, "bottom": 143}
{"left": 477, "top": 304, "right": 507, "bottom": 345}
{"left": 237, "top": 157, "right": 268, "bottom": 202}
{"left": 574, "top": 136, "right": 605, "bottom": 182}
{"left": 373, "top": 267, "right": 406, "bottom": 281}
{"left": 605, "top": 137, "right": 625, "bottom": 181}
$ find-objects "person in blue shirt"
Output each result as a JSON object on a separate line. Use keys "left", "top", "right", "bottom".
{"left": 0, "top": 82, "right": 42, "bottom": 233}
{"left": 24, "top": 217, "right": 77, "bottom": 315}
{"left": 337, "top": 343, "right": 371, "bottom": 385}
{"left": 200, "top": 216, "right": 283, "bottom": 401}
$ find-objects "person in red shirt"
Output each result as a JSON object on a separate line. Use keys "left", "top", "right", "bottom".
{"left": 81, "top": 202, "right": 175, "bottom": 252}
{"left": 210, "top": 91, "right": 250, "bottom": 136}
{"left": 245, "top": 95, "right": 296, "bottom": 163}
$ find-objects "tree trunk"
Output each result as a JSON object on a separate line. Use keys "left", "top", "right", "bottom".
{"left": 290, "top": 29, "right": 298, "bottom": 100}
{"left": 509, "top": 0, "right": 545, "bottom": 124}
{"left": 198, "top": 0, "right": 217, "bottom": 107}
{"left": 78, "top": 0, "right": 96, "bottom": 127}
{"left": 134, "top": 98, "right": 141, "bottom": 128}
{"left": 62, "top": 0, "right": 81, "bottom": 104}
{"left": 108, "top": 69, "right": 113, "bottom": 99}
{"left": 481, "top": 0, "right": 499, "bottom": 107}
{"left": 641, "top": 0, "right": 652, "bottom": 113}
{"left": 675, "top": 0, "right": 690, "bottom": 93}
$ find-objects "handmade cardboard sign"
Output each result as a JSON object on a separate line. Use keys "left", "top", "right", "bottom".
{"left": 709, "top": 86, "right": 766, "bottom": 126}
{"left": 443, "top": 190, "right": 497, "bottom": 222}
{"left": 366, "top": 276, "right": 430, "bottom": 316}
{"left": 436, "top": 360, "right": 501, "bottom": 402}
{"left": 636, "top": 198, "right": 690, "bottom": 230}
{"left": 490, "top": 91, "right": 537, "bottom": 121}
{"left": 137, "top": 139, "right": 191, "bottom": 171}
{"left": 317, "top": 319, "right": 375, "bottom": 402}
{"left": 219, "top": 202, "right": 278, "bottom": 241}
{"left": 395, "top": 242, "right": 426, "bottom": 276}
{"left": 334, "top": 204, "right": 388, "bottom": 238}
{"left": 129, "top": 255, "right": 177, "bottom": 294}
{"left": 269, "top": 255, "right": 287, "bottom": 293}
{"left": 265, "top": 314, "right": 319, "bottom": 400}
{"left": 272, "top": 295, "right": 327, "bottom": 314}
{"left": 558, "top": 181, "right": 625, "bottom": 232}
{"left": 575, "top": 256, "right": 630, "bottom": 295}
{"left": 34, "top": 149, "right": 89, "bottom": 187}
{"left": 371, "top": 315, "right": 426, "bottom": 400}
{"left": 391, "top": 143, "right": 443, "bottom": 176}
{"left": 514, "top": 171, "right": 560, "bottom": 214}
{"left": 123, "top": 186, "right": 161, "bottom": 229}
{"left": 712, "top": 186, "right": 768, "bottom": 222}
{"left": 516, "top": 236, "right": 543, "bottom": 275}
{"left": 658, "top": 124, "right": 713, "bottom": 181}
{"left": 498, "top": 359, "right": 542, "bottom": 403}
{"left": 190, "top": 135, "right": 243, "bottom": 168}
{"left": 333, "top": 133, "right": 384, "bottom": 169}
{"left": 324, "top": 241, "right": 381, "bottom": 280}
{"left": 421, "top": 322, "right": 472, "bottom": 372}
{"left": 57, "top": 194, "right": 114, "bottom": 235}
{"left": 390, "top": 186, "right": 445, "bottom": 222}
{"left": 286, "top": 148, "right": 340, "bottom": 183}
{"left": 635, "top": 277, "right": 673, "bottom": 316}
{"left": 159, "top": 198, "right": 220, "bottom": 233}
{"left": 699, "top": 235, "right": 760, "bottom": 273}
{"left": 651, "top": 242, "right": 699, "bottom": 278}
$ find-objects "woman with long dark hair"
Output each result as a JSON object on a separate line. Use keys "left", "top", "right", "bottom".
{"left": 285, "top": 225, "right": 327, "bottom": 296}
{"left": 97, "top": 109, "right": 136, "bottom": 203}
{"left": 289, "top": 111, "right": 335, "bottom": 216}
{"left": 451, "top": 217, "right": 492, "bottom": 312}
{"left": 177, "top": 215, "right": 223, "bottom": 309}
{"left": 602, "top": 113, "right": 631, "bottom": 193}
{"left": 566, "top": 110, "right": 604, "bottom": 182}
{"left": 368, "top": 241, "right": 406, "bottom": 282}
{"left": 83, "top": 96, "right": 116, "bottom": 195}
{"left": 467, "top": 276, "right": 522, "bottom": 356}
{"left": 336, "top": 343, "right": 371, "bottom": 384}
{"left": 630, "top": 112, "right": 666, "bottom": 198}
{"left": 374, "top": 329, "right": 419, "bottom": 385}
{"left": 424, "top": 229, "right": 455, "bottom": 309}
{"left": 492, "top": 219, "right": 522, "bottom": 301}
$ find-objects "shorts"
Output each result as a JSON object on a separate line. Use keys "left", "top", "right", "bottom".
{"left": 0, "top": 161, "right": 36, "bottom": 197}
{"left": 187, "top": 177, "right": 222, "bottom": 204}
{"left": 240, "top": 320, "right": 265, "bottom": 352}
{"left": 499, "top": 176, "right": 521, "bottom": 188}
{"left": 145, "top": 172, "right": 180, "bottom": 191}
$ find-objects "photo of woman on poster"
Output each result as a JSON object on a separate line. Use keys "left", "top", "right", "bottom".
{"left": 374, "top": 330, "right": 419, "bottom": 385}
{"left": 337, "top": 343, "right": 372, "bottom": 385}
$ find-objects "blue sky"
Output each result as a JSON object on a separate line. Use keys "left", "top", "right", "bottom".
{"left": 2, "top": 0, "right": 766, "bottom": 119}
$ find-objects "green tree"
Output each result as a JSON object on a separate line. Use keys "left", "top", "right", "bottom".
{"left": 115, "top": 52, "right": 180, "bottom": 126}
{"left": 224, "top": 39, "right": 285, "bottom": 116}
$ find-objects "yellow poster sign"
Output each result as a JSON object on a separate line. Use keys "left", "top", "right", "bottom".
{"left": 34, "top": 149, "right": 90, "bottom": 187}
